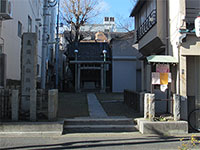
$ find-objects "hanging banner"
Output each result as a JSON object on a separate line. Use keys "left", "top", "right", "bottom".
{"left": 160, "top": 73, "right": 168, "bottom": 85}
{"left": 152, "top": 72, "right": 160, "bottom": 85}
{"left": 156, "top": 64, "right": 170, "bottom": 73}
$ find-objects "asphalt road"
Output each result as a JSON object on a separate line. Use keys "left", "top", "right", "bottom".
{"left": 0, "top": 132, "right": 197, "bottom": 150}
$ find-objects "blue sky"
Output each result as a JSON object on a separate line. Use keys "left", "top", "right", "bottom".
{"left": 102, "top": 0, "right": 133, "bottom": 17}
{"left": 96, "top": 0, "right": 134, "bottom": 23}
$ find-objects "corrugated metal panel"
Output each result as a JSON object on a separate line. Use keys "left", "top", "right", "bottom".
{"left": 147, "top": 55, "right": 178, "bottom": 63}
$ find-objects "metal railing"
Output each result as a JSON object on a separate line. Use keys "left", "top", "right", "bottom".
{"left": 0, "top": 89, "right": 11, "bottom": 120}
{"left": 136, "top": 9, "right": 157, "bottom": 41}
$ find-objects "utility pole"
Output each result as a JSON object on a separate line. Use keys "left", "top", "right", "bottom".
{"left": 55, "top": 0, "right": 60, "bottom": 89}
{"left": 41, "top": 0, "right": 49, "bottom": 89}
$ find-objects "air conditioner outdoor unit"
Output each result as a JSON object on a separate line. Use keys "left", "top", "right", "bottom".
{"left": 0, "top": 0, "right": 12, "bottom": 20}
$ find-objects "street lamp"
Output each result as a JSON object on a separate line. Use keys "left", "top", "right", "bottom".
{"left": 74, "top": 49, "right": 79, "bottom": 55}
{"left": 102, "top": 49, "right": 107, "bottom": 92}
{"left": 74, "top": 49, "right": 79, "bottom": 92}
{"left": 103, "top": 49, "right": 107, "bottom": 62}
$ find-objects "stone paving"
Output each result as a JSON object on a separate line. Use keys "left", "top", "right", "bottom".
{"left": 87, "top": 93, "right": 108, "bottom": 118}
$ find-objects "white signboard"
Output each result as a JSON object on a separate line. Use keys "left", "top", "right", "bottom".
{"left": 195, "top": 16, "right": 200, "bottom": 38}
{"left": 152, "top": 72, "right": 160, "bottom": 85}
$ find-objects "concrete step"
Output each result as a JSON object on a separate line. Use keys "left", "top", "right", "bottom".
{"left": 0, "top": 122, "right": 64, "bottom": 136}
{"left": 64, "top": 118, "right": 135, "bottom": 125}
{"left": 63, "top": 118, "right": 138, "bottom": 133}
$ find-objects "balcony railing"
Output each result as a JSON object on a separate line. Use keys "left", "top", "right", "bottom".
{"left": 136, "top": 9, "right": 157, "bottom": 41}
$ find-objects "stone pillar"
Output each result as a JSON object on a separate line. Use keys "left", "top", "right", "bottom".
{"left": 21, "top": 33, "right": 37, "bottom": 112}
{"left": 173, "top": 94, "right": 180, "bottom": 121}
{"left": 48, "top": 89, "right": 58, "bottom": 121}
{"left": 100, "top": 64, "right": 105, "bottom": 93}
{"left": 140, "top": 92, "right": 145, "bottom": 115}
{"left": 77, "top": 64, "right": 81, "bottom": 92}
{"left": 30, "top": 89, "right": 37, "bottom": 121}
{"left": 144, "top": 93, "right": 149, "bottom": 119}
{"left": 11, "top": 90, "right": 19, "bottom": 121}
{"left": 75, "top": 63, "right": 78, "bottom": 92}
{"left": 149, "top": 94, "right": 155, "bottom": 121}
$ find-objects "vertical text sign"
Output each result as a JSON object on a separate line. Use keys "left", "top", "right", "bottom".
{"left": 21, "top": 33, "right": 37, "bottom": 111}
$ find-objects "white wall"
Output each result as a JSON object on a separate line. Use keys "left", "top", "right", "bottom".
{"left": 168, "top": 0, "right": 185, "bottom": 58}
{"left": 1, "top": 0, "right": 44, "bottom": 81}
{"left": 1, "top": 0, "right": 56, "bottom": 82}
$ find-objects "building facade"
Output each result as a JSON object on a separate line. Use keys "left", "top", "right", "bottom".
{"left": 0, "top": 0, "right": 56, "bottom": 87}
{"left": 130, "top": 0, "right": 200, "bottom": 119}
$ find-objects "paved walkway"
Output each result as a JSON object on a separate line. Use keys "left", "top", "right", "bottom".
{"left": 87, "top": 93, "right": 108, "bottom": 118}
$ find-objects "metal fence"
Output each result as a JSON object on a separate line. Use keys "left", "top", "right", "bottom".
{"left": 0, "top": 88, "right": 49, "bottom": 121}
{"left": 136, "top": 9, "right": 157, "bottom": 41}
{"left": 0, "top": 89, "right": 11, "bottom": 120}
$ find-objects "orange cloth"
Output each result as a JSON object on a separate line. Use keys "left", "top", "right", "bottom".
{"left": 160, "top": 73, "right": 168, "bottom": 85}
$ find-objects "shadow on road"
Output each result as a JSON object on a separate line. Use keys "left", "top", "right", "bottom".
{"left": 1, "top": 136, "right": 185, "bottom": 150}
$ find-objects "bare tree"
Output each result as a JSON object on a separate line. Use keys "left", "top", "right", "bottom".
{"left": 61, "top": 0, "right": 99, "bottom": 49}
{"left": 115, "top": 0, "right": 137, "bottom": 32}
{"left": 115, "top": 14, "right": 134, "bottom": 32}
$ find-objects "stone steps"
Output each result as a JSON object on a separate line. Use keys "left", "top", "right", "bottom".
{"left": 63, "top": 118, "right": 138, "bottom": 133}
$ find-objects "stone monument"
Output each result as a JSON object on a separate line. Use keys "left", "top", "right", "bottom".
{"left": 21, "top": 33, "right": 37, "bottom": 115}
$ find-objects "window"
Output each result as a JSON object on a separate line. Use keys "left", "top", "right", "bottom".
{"left": 28, "top": 16, "right": 32, "bottom": 32}
{"left": 104, "top": 17, "right": 109, "bottom": 22}
{"left": 18, "top": 21, "right": 22, "bottom": 38}
{"left": 110, "top": 17, "right": 114, "bottom": 22}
